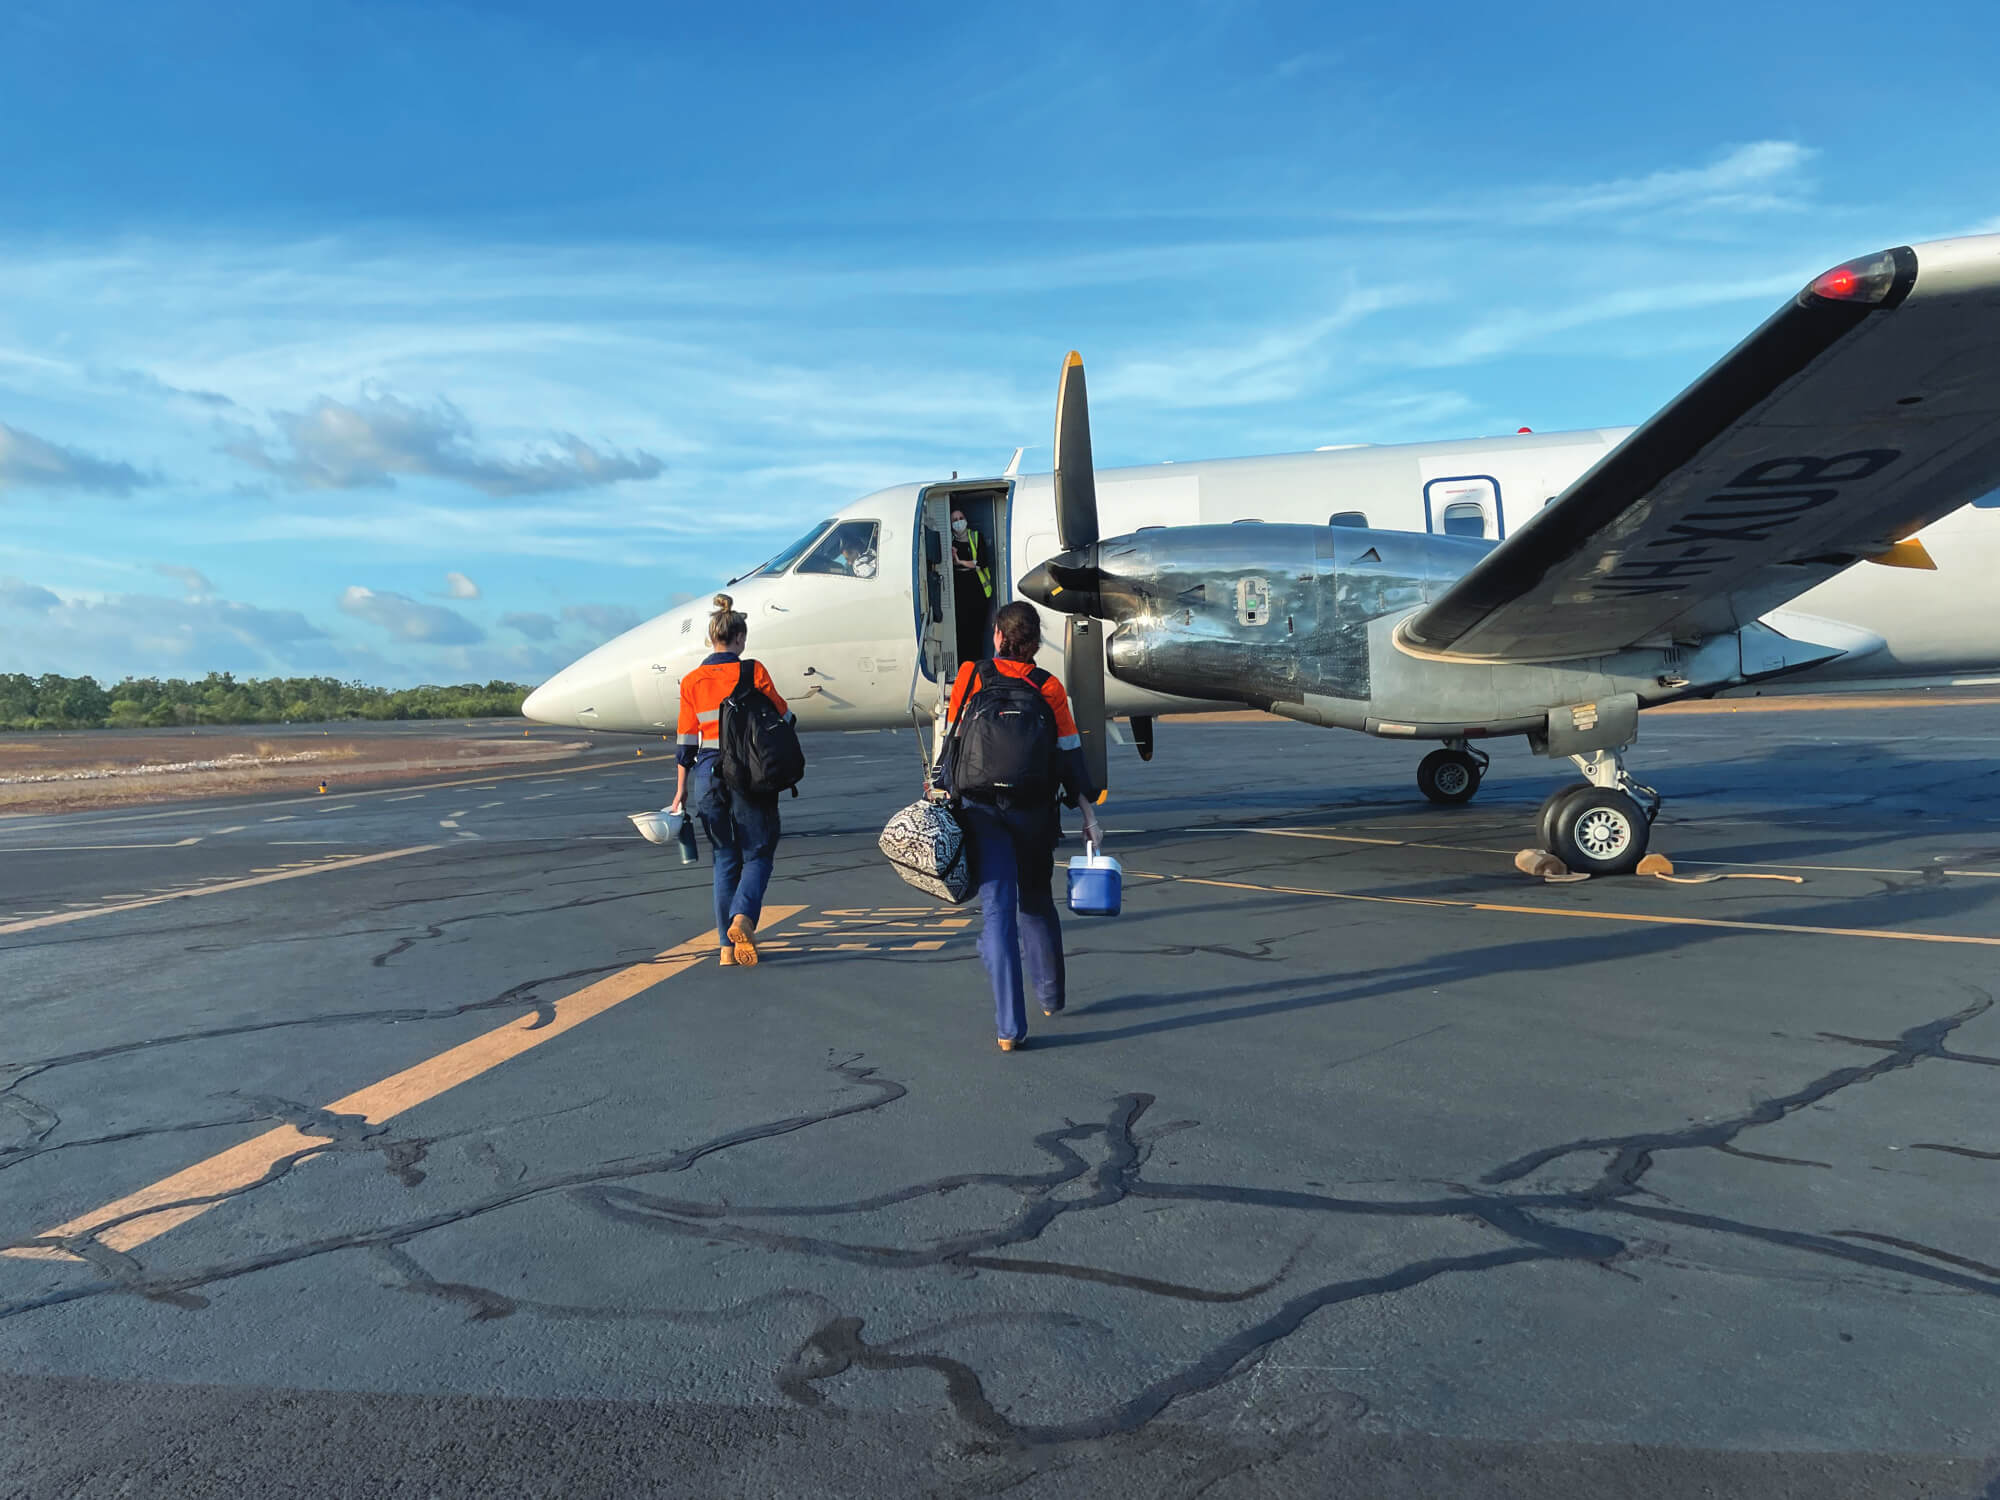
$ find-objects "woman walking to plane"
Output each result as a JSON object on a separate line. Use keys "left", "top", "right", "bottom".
{"left": 943, "top": 601, "right": 1101, "bottom": 1051}
{"left": 669, "top": 594, "right": 789, "bottom": 967}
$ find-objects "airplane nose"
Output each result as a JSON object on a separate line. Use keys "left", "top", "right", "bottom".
{"left": 520, "top": 681, "right": 558, "bottom": 724}
{"left": 521, "top": 660, "right": 643, "bottom": 728}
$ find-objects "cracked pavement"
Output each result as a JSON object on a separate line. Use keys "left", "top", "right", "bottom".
{"left": 3, "top": 708, "right": 2000, "bottom": 1497}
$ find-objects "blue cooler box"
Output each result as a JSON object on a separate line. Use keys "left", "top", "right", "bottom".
{"left": 1067, "top": 845, "right": 1123, "bottom": 917}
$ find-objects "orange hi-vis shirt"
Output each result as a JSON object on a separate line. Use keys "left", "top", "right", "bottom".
{"left": 677, "top": 653, "right": 787, "bottom": 765}
{"left": 945, "top": 656, "right": 1082, "bottom": 750}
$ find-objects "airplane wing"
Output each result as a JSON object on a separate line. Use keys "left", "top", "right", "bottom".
{"left": 1400, "top": 235, "right": 2000, "bottom": 663}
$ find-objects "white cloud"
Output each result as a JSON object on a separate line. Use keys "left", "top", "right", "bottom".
{"left": 1, "top": 576, "right": 62, "bottom": 613}
{"left": 442, "top": 570, "right": 480, "bottom": 599}
{"left": 1101, "top": 284, "right": 1428, "bottom": 410}
{"left": 226, "top": 390, "right": 665, "bottom": 497}
{"left": 1273, "top": 49, "right": 1342, "bottom": 80}
{"left": 338, "top": 585, "right": 485, "bottom": 645}
{"left": 501, "top": 610, "right": 557, "bottom": 641}
{"left": 154, "top": 563, "right": 215, "bottom": 599}
{"left": 560, "top": 603, "right": 643, "bottom": 638}
{"left": 0, "top": 577, "right": 329, "bottom": 678}
{"left": 99, "top": 367, "right": 237, "bottom": 410}
{"left": 1541, "top": 141, "right": 1813, "bottom": 221}
{"left": 0, "top": 422, "right": 149, "bottom": 496}
{"left": 1337, "top": 141, "right": 1816, "bottom": 230}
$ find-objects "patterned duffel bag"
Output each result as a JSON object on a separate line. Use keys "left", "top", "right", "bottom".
{"left": 878, "top": 799, "right": 974, "bottom": 903}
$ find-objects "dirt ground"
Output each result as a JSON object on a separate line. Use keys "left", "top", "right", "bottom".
{"left": 0, "top": 732, "right": 590, "bottom": 814}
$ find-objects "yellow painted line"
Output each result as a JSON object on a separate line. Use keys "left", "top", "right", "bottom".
{"left": 1657, "top": 692, "right": 2000, "bottom": 714}
{"left": 6, "top": 905, "right": 805, "bottom": 1262}
{"left": 0, "top": 845, "right": 438, "bottom": 936}
{"left": 1160, "top": 873, "right": 2000, "bottom": 950}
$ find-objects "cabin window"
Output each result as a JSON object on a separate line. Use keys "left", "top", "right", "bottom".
{"left": 744, "top": 520, "right": 835, "bottom": 578}
{"left": 1441, "top": 501, "right": 1486, "bottom": 538}
{"left": 1329, "top": 510, "right": 1368, "bottom": 528}
{"left": 797, "top": 519, "right": 880, "bottom": 578}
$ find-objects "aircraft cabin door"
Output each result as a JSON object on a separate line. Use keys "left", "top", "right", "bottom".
{"left": 912, "top": 487, "right": 960, "bottom": 715}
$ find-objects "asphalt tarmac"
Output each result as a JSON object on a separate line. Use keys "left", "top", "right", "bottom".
{"left": 3, "top": 705, "right": 1999, "bottom": 1498}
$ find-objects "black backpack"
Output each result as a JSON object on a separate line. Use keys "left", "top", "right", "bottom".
{"left": 718, "top": 660, "right": 806, "bottom": 797}
{"left": 951, "top": 663, "right": 1058, "bottom": 802}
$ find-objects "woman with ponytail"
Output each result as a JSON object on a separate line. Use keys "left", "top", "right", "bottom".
{"left": 669, "top": 594, "right": 790, "bottom": 966}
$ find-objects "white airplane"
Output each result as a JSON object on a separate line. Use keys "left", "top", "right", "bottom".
{"left": 525, "top": 234, "right": 2000, "bottom": 873}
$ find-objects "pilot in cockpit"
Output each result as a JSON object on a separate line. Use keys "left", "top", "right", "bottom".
{"left": 820, "top": 521, "right": 877, "bottom": 578}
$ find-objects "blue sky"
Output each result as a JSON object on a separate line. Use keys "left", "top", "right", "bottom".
{"left": 3, "top": 0, "right": 1997, "bottom": 687}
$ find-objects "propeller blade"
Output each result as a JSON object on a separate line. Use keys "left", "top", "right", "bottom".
{"left": 1053, "top": 351, "right": 1099, "bottom": 552}
{"left": 1066, "top": 616, "right": 1108, "bottom": 797}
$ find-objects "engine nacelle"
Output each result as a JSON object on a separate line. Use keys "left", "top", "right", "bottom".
{"left": 1020, "top": 522, "right": 1802, "bottom": 743}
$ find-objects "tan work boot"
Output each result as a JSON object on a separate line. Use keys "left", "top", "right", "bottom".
{"left": 718, "top": 946, "right": 736, "bottom": 967}
{"left": 726, "top": 914, "right": 759, "bottom": 967}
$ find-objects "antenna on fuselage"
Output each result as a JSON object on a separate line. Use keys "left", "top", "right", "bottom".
{"left": 1004, "top": 446, "right": 1024, "bottom": 478}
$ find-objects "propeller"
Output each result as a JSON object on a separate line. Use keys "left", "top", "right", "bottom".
{"left": 1053, "top": 351, "right": 1109, "bottom": 798}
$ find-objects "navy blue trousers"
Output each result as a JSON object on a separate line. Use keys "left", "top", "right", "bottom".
{"left": 692, "top": 759, "right": 780, "bottom": 947}
{"left": 960, "top": 798, "right": 1065, "bottom": 1042}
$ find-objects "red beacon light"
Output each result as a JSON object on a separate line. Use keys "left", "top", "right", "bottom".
{"left": 1802, "top": 248, "right": 1910, "bottom": 307}
{"left": 1516, "top": 426, "right": 1532, "bottom": 434}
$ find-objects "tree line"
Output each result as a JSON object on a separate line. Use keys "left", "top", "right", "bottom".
{"left": 0, "top": 673, "right": 532, "bottom": 730}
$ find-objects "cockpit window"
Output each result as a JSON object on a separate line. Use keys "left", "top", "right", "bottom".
{"left": 796, "top": 519, "right": 880, "bottom": 579}
{"left": 742, "top": 520, "right": 836, "bottom": 579}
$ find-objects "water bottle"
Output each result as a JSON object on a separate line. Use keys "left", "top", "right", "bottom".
{"left": 671, "top": 810, "right": 700, "bottom": 866}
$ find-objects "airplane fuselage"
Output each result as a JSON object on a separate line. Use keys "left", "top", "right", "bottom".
{"left": 523, "top": 427, "right": 2000, "bottom": 737}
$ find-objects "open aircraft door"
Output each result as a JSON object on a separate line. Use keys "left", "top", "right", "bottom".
{"left": 912, "top": 487, "right": 961, "bottom": 717}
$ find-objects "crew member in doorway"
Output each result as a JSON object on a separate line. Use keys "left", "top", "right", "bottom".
{"left": 942, "top": 601, "right": 1101, "bottom": 1052}
{"left": 951, "top": 506, "right": 992, "bottom": 664}
{"left": 669, "top": 594, "right": 789, "bottom": 967}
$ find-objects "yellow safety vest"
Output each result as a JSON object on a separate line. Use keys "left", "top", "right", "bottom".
{"left": 959, "top": 531, "right": 993, "bottom": 599}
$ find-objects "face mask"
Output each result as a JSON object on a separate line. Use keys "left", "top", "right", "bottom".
{"left": 951, "top": 518, "right": 968, "bottom": 536}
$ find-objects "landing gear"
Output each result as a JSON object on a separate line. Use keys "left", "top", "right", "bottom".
{"left": 1535, "top": 749, "right": 1660, "bottom": 876}
{"left": 1417, "top": 744, "right": 1488, "bottom": 804}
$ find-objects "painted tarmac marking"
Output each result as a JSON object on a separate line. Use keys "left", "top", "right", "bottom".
{"left": 4, "top": 904, "right": 806, "bottom": 1262}
{"left": 0, "top": 752, "right": 638, "bottom": 834}
{"left": 1163, "top": 873, "right": 2000, "bottom": 950}
{"left": 385, "top": 794, "right": 425, "bottom": 803}
{"left": 477, "top": 801, "right": 504, "bottom": 809}
{"left": 262, "top": 815, "right": 295, "bottom": 823}
{"left": 212, "top": 825, "right": 247, "bottom": 835}
{"left": 0, "top": 839, "right": 205, "bottom": 852}
{"left": 0, "top": 846, "right": 438, "bottom": 937}
{"left": 758, "top": 907, "right": 975, "bottom": 953}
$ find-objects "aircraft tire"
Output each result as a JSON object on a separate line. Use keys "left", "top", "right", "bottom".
{"left": 1551, "top": 787, "right": 1650, "bottom": 876}
{"left": 1417, "top": 748, "right": 1482, "bottom": 805}
{"left": 1535, "top": 780, "right": 1592, "bottom": 850}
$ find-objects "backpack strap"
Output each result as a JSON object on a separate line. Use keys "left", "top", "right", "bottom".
{"left": 1024, "top": 667, "right": 1052, "bottom": 690}
{"left": 733, "top": 659, "right": 754, "bottom": 698}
